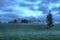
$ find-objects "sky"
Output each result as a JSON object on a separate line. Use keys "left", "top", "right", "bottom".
{"left": 0, "top": 0, "right": 60, "bottom": 22}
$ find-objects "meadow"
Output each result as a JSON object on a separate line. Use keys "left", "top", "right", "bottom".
{"left": 0, "top": 23, "right": 60, "bottom": 40}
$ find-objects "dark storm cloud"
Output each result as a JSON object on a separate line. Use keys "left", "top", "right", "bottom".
{"left": 50, "top": 0, "right": 60, "bottom": 3}
{"left": 51, "top": 7, "right": 60, "bottom": 14}
{"left": 19, "top": 2, "right": 32, "bottom": 7}
{"left": 25, "top": 0, "right": 37, "bottom": 2}
{"left": 41, "top": 0, "right": 60, "bottom": 3}
{"left": 41, "top": 0, "right": 50, "bottom": 3}
{"left": 32, "top": 3, "right": 48, "bottom": 13}
{"left": 0, "top": 0, "right": 6, "bottom": 7}
{"left": 51, "top": 7, "right": 59, "bottom": 11}
{"left": 0, "top": 13, "right": 18, "bottom": 18}
{"left": 28, "top": 5, "right": 35, "bottom": 11}
{"left": 2, "top": 8, "right": 14, "bottom": 12}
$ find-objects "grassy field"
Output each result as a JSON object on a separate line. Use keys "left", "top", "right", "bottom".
{"left": 0, "top": 23, "right": 60, "bottom": 40}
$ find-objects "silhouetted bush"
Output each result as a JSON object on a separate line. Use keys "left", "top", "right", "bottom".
{"left": 21, "top": 19, "right": 28, "bottom": 23}
{"left": 0, "top": 21, "right": 1, "bottom": 23}
{"left": 13, "top": 19, "right": 17, "bottom": 23}
{"left": 8, "top": 19, "right": 17, "bottom": 23}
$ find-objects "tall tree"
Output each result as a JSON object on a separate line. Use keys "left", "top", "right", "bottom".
{"left": 46, "top": 11, "right": 53, "bottom": 27}
{"left": 46, "top": 10, "right": 54, "bottom": 36}
{"left": 13, "top": 19, "right": 17, "bottom": 23}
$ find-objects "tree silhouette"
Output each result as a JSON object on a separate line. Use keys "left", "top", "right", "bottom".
{"left": 21, "top": 19, "right": 28, "bottom": 23}
{"left": 8, "top": 19, "right": 17, "bottom": 23}
{"left": 46, "top": 11, "right": 54, "bottom": 36}
{"left": 46, "top": 11, "right": 53, "bottom": 27}
{"left": 13, "top": 19, "right": 17, "bottom": 23}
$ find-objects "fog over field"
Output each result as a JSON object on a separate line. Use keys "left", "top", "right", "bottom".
{"left": 0, "top": 0, "right": 60, "bottom": 23}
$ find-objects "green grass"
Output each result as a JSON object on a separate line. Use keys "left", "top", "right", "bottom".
{"left": 0, "top": 23, "right": 47, "bottom": 31}
{"left": 0, "top": 23, "right": 60, "bottom": 40}
{"left": 0, "top": 34, "right": 60, "bottom": 40}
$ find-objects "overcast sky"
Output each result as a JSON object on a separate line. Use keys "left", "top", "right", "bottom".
{"left": 0, "top": 0, "right": 60, "bottom": 22}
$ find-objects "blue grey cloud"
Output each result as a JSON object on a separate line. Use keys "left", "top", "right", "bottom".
{"left": 25, "top": 0, "right": 37, "bottom": 2}
{"left": 0, "top": 0, "right": 60, "bottom": 22}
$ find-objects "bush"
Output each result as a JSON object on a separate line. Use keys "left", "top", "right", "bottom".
{"left": 8, "top": 19, "right": 17, "bottom": 23}
{"left": 21, "top": 19, "right": 28, "bottom": 23}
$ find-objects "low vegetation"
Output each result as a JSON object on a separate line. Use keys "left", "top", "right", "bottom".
{"left": 0, "top": 23, "right": 60, "bottom": 40}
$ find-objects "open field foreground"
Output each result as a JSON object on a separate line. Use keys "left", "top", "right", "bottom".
{"left": 0, "top": 23, "right": 60, "bottom": 40}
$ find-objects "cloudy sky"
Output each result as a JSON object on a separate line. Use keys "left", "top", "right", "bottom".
{"left": 0, "top": 0, "right": 60, "bottom": 22}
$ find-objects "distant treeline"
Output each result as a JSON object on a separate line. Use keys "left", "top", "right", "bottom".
{"left": 8, "top": 19, "right": 29, "bottom": 23}
{"left": 0, "top": 18, "right": 41, "bottom": 23}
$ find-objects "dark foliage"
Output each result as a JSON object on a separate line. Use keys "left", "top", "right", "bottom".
{"left": 13, "top": 19, "right": 17, "bottom": 23}
{"left": 21, "top": 19, "right": 28, "bottom": 23}
{"left": 8, "top": 19, "right": 17, "bottom": 23}
{"left": 46, "top": 13, "right": 53, "bottom": 27}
